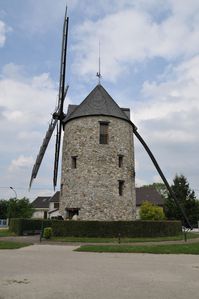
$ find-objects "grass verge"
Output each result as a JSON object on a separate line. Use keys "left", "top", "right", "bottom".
{"left": 53, "top": 232, "right": 198, "bottom": 243}
{"left": 0, "top": 241, "right": 32, "bottom": 249}
{"left": 75, "top": 242, "right": 199, "bottom": 254}
{"left": 0, "top": 229, "right": 15, "bottom": 237}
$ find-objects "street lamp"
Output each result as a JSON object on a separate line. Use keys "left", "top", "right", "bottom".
{"left": 9, "top": 186, "right": 17, "bottom": 199}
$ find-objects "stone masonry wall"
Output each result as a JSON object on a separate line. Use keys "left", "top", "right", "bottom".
{"left": 60, "top": 115, "right": 136, "bottom": 220}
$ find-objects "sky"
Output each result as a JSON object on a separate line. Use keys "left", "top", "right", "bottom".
{"left": 0, "top": 0, "right": 199, "bottom": 201}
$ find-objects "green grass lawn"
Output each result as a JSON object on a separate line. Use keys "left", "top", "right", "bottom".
{"left": 0, "top": 229, "right": 15, "bottom": 237}
{"left": 0, "top": 241, "right": 32, "bottom": 249}
{"left": 53, "top": 232, "right": 198, "bottom": 243}
{"left": 75, "top": 242, "right": 199, "bottom": 255}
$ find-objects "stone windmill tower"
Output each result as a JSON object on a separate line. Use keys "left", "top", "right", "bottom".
{"left": 59, "top": 84, "right": 136, "bottom": 220}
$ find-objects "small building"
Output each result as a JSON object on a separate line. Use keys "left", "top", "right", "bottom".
{"left": 0, "top": 219, "right": 8, "bottom": 227}
{"left": 32, "top": 196, "right": 51, "bottom": 219}
{"left": 48, "top": 191, "right": 62, "bottom": 219}
{"left": 136, "top": 186, "right": 164, "bottom": 219}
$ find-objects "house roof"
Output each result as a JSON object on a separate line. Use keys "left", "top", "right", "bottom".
{"left": 50, "top": 191, "right": 60, "bottom": 202}
{"left": 63, "top": 84, "right": 131, "bottom": 124}
{"left": 32, "top": 196, "right": 51, "bottom": 209}
{"left": 136, "top": 187, "right": 164, "bottom": 206}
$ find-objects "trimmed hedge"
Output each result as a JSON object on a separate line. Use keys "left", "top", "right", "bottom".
{"left": 9, "top": 219, "right": 182, "bottom": 237}
{"left": 9, "top": 219, "right": 53, "bottom": 236}
{"left": 52, "top": 220, "right": 182, "bottom": 238}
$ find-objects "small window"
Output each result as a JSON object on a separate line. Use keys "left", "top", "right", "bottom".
{"left": 44, "top": 211, "right": 47, "bottom": 219}
{"left": 118, "top": 180, "right": 124, "bottom": 196}
{"left": 118, "top": 155, "right": 124, "bottom": 168}
{"left": 54, "top": 202, "right": 59, "bottom": 209}
{"left": 60, "top": 183, "right": 63, "bottom": 196}
{"left": 71, "top": 156, "right": 77, "bottom": 169}
{"left": 99, "top": 122, "right": 109, "bottom": 144}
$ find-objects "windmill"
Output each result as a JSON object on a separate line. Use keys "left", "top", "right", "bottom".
{"left": 29, "top": 6, "right": 69, "bottom": 190}
{"left": 29, "top": 6, "right": 192, "bottom": 229}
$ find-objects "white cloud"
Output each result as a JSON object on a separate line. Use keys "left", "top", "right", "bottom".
{"left": 135, "top": 55, "right": 199, "bottom": 124}
{"left": 0, "top": 20, "right": 7, "bottom": 47}
{"left": 0, "top": 64, "right": 58, "bottom": 127}
{"left": 72, "top": 2, "right": 199, "bottom": 81}
{"left": 8, "top": 155, "right": 34, "bottom": 172}
{"left": 132, "top": 55, "right": 199, "bottom": 191}
{"left": 0, "top": 64, "right": 66, "bottom": 199}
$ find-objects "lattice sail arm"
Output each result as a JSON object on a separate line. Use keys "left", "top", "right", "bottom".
{"left": 53, "top": 121, "right": 62, "bottom": 190}
{"left": 57, "top": 9, "right": 69, "bottom": 115}
{"left": 29, "top": 118, "right": 58, "bottom": 189}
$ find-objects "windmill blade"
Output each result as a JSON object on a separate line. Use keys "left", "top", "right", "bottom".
{"left": 133, "top": 127, "right": 192, "bottom": 229}
{"left": 53, "top": 121, "right": 62, "bottom": 189}
{"left": 29, "top": 6, "right": 69, "bottom": 190}
{"left": 52, "top": 7, "right": 69, "bottom": 189}
{"left": 29, "top": 118, "right": 58, "bottom": 189}
{"left": 57, "top": 9, "right": 69, "bottom": 116}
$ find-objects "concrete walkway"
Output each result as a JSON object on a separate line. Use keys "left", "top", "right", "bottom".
{"left": 0, "top": 244, "right": 199, "bottom": 299}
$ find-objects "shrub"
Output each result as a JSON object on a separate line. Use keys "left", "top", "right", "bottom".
{"left": 43, "top": 227, "right": 52, "bottom": 239}
{"left": 9, "top": 219, "right": 53, "bottom": 236}
{"left": 139, "top": 201, "right": 165, "bottom": 220}
{"left": 52, "top": 220, "right": 181, "bottom": 238}
{"left": 9, "top": 219, "right": 181, "bottom": 238}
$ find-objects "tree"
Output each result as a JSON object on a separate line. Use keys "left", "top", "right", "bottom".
{"left": 139, "top": 201, "right": 165, "bottom": 220}
{"left": 7, "top": 198, "right": 34, "bottom": 219}
{"left": 0, "top": 200, "right": 9, "bottom": 219}
{"left": 164, "top": 174, "right": 199, "bottom": 226}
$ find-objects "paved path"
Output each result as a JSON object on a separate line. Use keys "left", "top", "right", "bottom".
{"left": 0, "top": 244, "right": 199, "bottom": 299}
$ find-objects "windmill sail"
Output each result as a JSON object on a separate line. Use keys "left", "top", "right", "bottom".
{"left": 29, "top": 118, "right": 57, "bottom": 189}
{"left": 53, "top": 120, "right": 62, "bottom": 189}
{"left": 52, "top": 10, "right": 69, "bottom": 189}
{"left": 133, "top": 127, "right": 192, "bottom": 229}
{"left": 29, "top": 6, "right": 69, "bottom": 190}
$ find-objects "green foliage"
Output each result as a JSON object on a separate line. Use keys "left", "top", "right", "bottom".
{"left": 52, "top": 220, "right": 181, "bottom": 238}
{"left": 0, "top": 198, "right": 33, "bottom": 220}
{"left": 9, "top": 219, "right": 181, "bottom": 237}
{"left": 7, "top": 198, "right": 33, "bottom": 219}
{"left": 43, "top": 227, "right": 52, "bottom": 239}
{"left": 9, "top": 219, "right": 53, "bottom": 235}
{"left": 139, "top": 201, "right": 165, "bottom": 220}
{"left": 0, "top": 200, "right": 9, "bottom": 219}
{"left": 164, "top": 174, "right": 199, "bottom": 226}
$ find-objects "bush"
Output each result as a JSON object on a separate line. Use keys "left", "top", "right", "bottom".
{"left": 9, "top": 219, "right": 182, "bottom": 238}
{"left": 9, "top": 219, "right": 53, "bottom": 236}
{"left": 43, "top": 227, "right": 52, "bottom": 239}
{"left": 139, "top": 201, "right": 165, "bottom": 220}
{"left": 52, "top": 220, "right": 181, "bottom": 238}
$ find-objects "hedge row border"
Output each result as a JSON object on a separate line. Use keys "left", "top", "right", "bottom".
{"left": 9, "top": 219, "right": 182, "bottom": 237}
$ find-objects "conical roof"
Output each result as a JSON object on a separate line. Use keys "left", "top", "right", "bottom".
{"left": 63, "top": 84, "right": 130, "bottom": 124}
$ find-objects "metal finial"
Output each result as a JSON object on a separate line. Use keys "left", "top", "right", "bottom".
{"left": 96, "top": 40, "right": 101, "bottom": 84}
